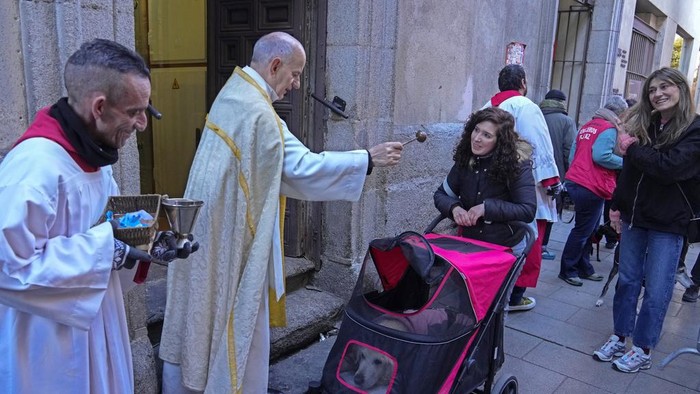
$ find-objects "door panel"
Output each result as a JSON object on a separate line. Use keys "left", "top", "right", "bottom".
{"left": 149, "top": 1, "right": 206, "bottom": 63}
{"left": 147, "top": 0, "right": 208, "bottom": 198}
{"left": 260, "top": 1, "right": 295, "bottom": 29}
{"left": 151, "top": 68, "right": 206, "bottom": 197}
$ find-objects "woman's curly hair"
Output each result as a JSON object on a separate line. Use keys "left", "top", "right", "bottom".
{"left": 453, "top": 107, "right": 530, "bottom": 181}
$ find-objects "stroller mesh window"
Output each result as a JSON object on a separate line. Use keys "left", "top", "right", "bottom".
{"left": 337, "top": 341, "right": 398, "bottom": 393}
{"left": 353, "top": 241, "right": 476, "bottom": 342}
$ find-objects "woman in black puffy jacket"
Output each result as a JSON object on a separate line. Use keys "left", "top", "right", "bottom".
{"left": 434, "top": 107, "right": 537, "bottom": 310}
{"left": 434, "top": 107, "right": 536, "bottom": 247}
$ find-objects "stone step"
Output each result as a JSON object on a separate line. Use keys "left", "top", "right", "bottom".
{"left": 270, "top": 287, "right": 344, "bottom": 361}
{"left": 144, "top": 257, "right": 317, "bottom": 345}
{"left": 269, "top": 336, "right": 338, "bottom": 394}
{"left": 284, "top": 257, "right": 316, "bottom": 293}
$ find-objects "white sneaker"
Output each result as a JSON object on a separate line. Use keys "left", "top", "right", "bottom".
{"left": 508, "top": 296, "right": 536, "bottom": 311}
{"left": 612, "top": 346, "right": 651, "bottom": 373}
{"left": 593, "top": 335, "right": 626, "bottom": 362}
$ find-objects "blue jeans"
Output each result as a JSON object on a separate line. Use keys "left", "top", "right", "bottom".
{"left": 613, "top": 223, "right": 684, "bottom": 349}
{"left": 559, "top": 182, "right": 604, "bottom": 279}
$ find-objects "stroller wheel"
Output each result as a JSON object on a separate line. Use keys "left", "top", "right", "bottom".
{"left": 492, "top": 374, "right": 518, "bottom": 394}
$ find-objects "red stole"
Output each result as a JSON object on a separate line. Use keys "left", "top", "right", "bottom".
{"left": 490, "top": 90, "right": 522, "bottom": 107}
{"left": 15, "top": 108, "right": 98, "bottom": 172}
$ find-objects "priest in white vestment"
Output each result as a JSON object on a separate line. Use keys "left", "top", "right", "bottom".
{"left": 159, "top": 32, "right": 403, "bottom": 393}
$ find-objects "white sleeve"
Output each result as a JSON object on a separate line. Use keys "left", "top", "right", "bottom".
{"left": 508, "top": 102, "right": 559, "bottom": 182}
{"left": 280, "top": 128, "right": 369, "bottom": 202}
{"left": 0, "top": 185, "right": 113, "bottom": 329}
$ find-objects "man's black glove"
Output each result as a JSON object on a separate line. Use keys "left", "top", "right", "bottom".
{"left": 113, "top": 239, "right": 152, "bottom": 270}
{"left": 546, "top": 182, "right": 564, "bottom": 199}
{"left": 110, "top": 216, "right": 200, "bottom": 268}
{"left": 150, "top": 231, "right": 200, "bottom": 263}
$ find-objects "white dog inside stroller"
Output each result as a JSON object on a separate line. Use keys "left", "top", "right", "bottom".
{"left": 340, "top": 342, "right": 396, "bottom": 393}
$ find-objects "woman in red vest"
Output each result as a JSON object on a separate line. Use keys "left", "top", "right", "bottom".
{"left": 558, "top": 96, "right": 628, "bottom": 286}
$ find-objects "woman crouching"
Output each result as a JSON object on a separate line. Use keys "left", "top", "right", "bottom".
{"left": 434, "top": 107, "right": 536, "bottom": 310}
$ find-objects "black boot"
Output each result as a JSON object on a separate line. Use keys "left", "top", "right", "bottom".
{"left": 682, "top": 284, "right": 700, "bottom": 303}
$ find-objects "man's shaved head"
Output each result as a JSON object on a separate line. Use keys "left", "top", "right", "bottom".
{"left": 64, "top": 39, "right": 150, "bottom": 104}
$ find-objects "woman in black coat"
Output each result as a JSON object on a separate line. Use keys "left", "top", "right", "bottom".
{"left": 593, "top": 67, "right": 700, "bottom": 373}
{"left": 434, "top": 107, "right": 536, "bottom": 248}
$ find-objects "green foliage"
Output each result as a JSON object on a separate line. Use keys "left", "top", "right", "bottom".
{"left": 671, "top": 37, "right": 683, "bottom": 69}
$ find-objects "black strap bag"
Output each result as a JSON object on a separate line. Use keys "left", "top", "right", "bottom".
{"left": 678, "top": 184, "right": 700, "bottom": 244}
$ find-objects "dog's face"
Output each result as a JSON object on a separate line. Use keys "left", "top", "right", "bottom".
{"left": 353, "top": 346, "right": 393, "bottom": 390}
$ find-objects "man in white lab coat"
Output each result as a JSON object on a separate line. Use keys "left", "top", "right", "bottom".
{"left": 0, "top": 39, "right": 190, "bottom": 393}
{"left": 159, "top": 32, "right": 403, "bottom": 393}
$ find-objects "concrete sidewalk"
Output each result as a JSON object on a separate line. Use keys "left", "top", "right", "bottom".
{"left": 270, "top": 214, "right": 700, "bottom": 393}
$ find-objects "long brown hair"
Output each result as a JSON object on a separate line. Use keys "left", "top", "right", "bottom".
{"left": 624, "top": 67, "right": 696, "bottom": 148}
{"left": 453, "top": 107, "right": 531, "bottom": 181}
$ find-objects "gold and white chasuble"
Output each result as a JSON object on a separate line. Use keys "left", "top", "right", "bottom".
{"left": 159, "top": 66, "right": 367, "bottom": 393}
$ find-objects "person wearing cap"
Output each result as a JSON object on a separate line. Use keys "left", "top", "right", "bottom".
{"left": 558, "top": 95, "right": 627, "bottom": 286}
{"left": 539, "top": 89, "right": 577, "bottom": 261}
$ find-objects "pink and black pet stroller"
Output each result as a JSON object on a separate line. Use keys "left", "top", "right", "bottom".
{"left": 317, "top": 218, "right": 534, "bottom": 394}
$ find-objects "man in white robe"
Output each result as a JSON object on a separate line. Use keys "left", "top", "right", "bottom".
{"left": 482, "top": 64, "right": 561, "bottom": 311}
{"left": 0, "top": 39, "right": 179, "bottom": 393}
{"left": 159, "top": 32, "right": 403, "bottom": 393}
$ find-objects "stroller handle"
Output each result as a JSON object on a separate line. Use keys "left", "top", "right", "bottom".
{"left": 423, "top": 213, "right": 449, "bottom": 234}
{"left": 423, "top": 214, "right": 536, "bottom": 255}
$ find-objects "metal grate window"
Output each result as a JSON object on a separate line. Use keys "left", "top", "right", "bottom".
{"left": 551, "top": 4, "right": 593, "bottom": 125}
{"left": 625, "top": 17, "right": 657, "bottom": 101}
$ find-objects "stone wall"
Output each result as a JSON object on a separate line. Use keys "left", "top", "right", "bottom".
{"left": 0, "top": 1, "right": 141, "bottom": 196}
{"left": 316, "top": 1, "right": 559, "bottom": 300}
